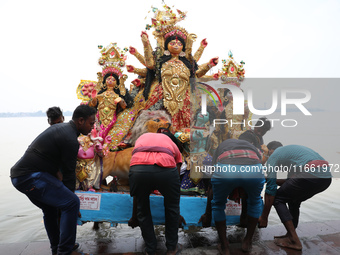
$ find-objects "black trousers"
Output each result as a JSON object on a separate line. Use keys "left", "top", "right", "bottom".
{"left": 273, "top": 172, "right": 331, "bottom": 228}
{"left": 129, "top": 164, "right": 180, "bottom": 255}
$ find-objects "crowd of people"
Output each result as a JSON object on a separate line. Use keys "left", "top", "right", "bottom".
{"left": 10, "top": 104, "right": 332, "bottom": 255}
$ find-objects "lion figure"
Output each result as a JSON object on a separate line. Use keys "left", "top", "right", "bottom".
{"left": 101, "top": 110, "right": 171, "bottom": 188}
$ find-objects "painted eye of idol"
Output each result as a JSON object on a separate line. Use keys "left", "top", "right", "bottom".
{"left": 169, "top": 40, "right": 183, "bottom": 47}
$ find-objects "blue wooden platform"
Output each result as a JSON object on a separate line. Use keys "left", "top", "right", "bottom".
{"left": 75, "top": 191, "right": 240, "bottom": 228}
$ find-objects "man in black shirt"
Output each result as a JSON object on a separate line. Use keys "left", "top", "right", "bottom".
{"left": 11, "top": 104, "right": 96, "bottom": 255}
{"left": 46, "top": 106, "right": 80, "bottom": 252}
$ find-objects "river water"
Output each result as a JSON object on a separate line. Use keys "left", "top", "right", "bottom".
{"left": 0, "top": 113, "right": 339, "bottom": 244}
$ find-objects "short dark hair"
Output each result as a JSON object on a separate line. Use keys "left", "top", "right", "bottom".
{"left": 72, "top": 104, "right": 97, "bottom": 121}
{"left": 267, "top": 141, "right": 283, "bottom": 151}
{"left": 157, "top": 128, "right": 183, "bottom": 153}
{"left": 238, "top": 130, "right": 260, "bottom": 149}
{"left": 255, "top": 117, "right": 271, "bottom": 131}
{"left": 46, "top": 106, "right": 63, "bottom": 121}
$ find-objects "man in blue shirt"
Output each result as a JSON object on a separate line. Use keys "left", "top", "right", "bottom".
{"left": 259, "top": 143, "right": 332, "bottom": 251}
{"left": 11, "top": 104, "right": 96, "bottom": 255}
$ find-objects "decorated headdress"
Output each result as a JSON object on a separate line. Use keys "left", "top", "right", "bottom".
{"left": 163, "top": 26, "right": 188, "bottom": 41}
{"left": 146, "top": 5, "right": 187, "bottom": 33}
{"left": 218, "top": 51, "right": 245, "bottom": 87}
{"left": 145, "top": 4, "right": 196, "bottom": 56}
{"left": 97, "top": 43, "right": 128, "bottom": 95}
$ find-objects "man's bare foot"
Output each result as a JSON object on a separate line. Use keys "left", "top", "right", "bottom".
{"left": 217, "top": 243, "right": 230, "bottom": 255}
{"left": 241, "top": 239, "right": 252, "bottom": 252}
{"left": 274, "top": 233, "right": 288, "bottom": 239}
{"left": 274, "top": 237, "right": 302, "bottom": 251}
{"left": 72, "top": 242, "right": 79, "bottom": 251}
{"left": 166, "top": 243, "right": 182, "bottom": 255}
{"left": 128, "top": 216, "right": 139, "bottom": 228}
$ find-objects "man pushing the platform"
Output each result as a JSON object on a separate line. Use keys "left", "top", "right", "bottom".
{"left": 258, "top": 142, "right": 332, "bottom": 251}
{"left": 10, "top": 104, "right": 96, "bottom": 255}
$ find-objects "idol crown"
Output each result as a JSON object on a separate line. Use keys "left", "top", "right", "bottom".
{"left": 97, "top": 43, "right": 128, "bottom": 77}
{"left": 220, "top": 51, "right": 245, "bottom": 84}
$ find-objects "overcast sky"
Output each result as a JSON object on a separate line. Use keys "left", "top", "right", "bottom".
{"left": 1, "top": 0, "right": 339, "bottom": 113}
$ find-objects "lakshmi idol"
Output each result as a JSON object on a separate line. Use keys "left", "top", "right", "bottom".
{"left": 77, "top": 43, "right": 142, "bottom": 150}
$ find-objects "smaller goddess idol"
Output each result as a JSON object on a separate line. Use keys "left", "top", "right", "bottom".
{"left": 77, "top": 43, "right": 137, "bottom": 149}
{"left": 89, "top": 44, "right": 133, "bottom": 140}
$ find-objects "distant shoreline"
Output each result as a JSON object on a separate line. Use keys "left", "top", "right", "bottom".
{"left": 0, "top": 111, "right": 73, "bottom": 118}
{"left": 0, "top": 108, "right": 326, "bottom": 118}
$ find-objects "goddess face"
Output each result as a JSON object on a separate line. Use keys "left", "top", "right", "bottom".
{"left": 106, "top": 75, "right": 117, "bottom": 88}
{"left": 167, "top": 39, "right": 183, "bottom": 55}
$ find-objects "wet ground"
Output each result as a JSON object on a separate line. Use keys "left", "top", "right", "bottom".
{"left": 2, "top": 220, "right": 340, "bottom": 255}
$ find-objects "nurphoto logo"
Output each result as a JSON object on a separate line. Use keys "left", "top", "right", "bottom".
{"left": 199, "top": 84, "right": 312, "bottom": 128}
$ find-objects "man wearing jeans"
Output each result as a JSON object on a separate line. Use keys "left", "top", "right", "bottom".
{"left": 210, "top": 139, "right": 265, "bottom": 254}
{"left": 259, "top": 144, "right": 332, "bottom": 251}
{"left": 10, "top": 104, "right": 96, "bottom": 255}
